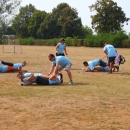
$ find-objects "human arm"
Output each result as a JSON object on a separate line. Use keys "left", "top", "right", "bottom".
{"left": 104, "top": 50, "right": 107, "bottom": 55}
{"left": 64, "top": 47, "right": 68, "bottom": 55}
{"left": 48, "top": 66, "right": 55, "bottom": 75}
{"left": 56, "top": 44, "right": 59, "bottom": 54}
{"left": 24, "top": 73, "right": 36, "bottom": 81}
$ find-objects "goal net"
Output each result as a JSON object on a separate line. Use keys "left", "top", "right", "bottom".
{"left": 2, "top": 35, "right": 23, "bottom": 53}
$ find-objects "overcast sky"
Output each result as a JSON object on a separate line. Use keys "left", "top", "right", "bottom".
{"left": 20, "top": 0, "right": 130, "bottom": 34}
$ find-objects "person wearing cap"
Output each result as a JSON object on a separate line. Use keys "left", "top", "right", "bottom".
{"left": 56, "top": 38, "right": 68, "bottom": 56}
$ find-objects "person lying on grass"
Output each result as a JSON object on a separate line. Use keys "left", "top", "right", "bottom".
{"left": 82, "top": 59, "right": 107, "bottom": 72}
{"left": 1, "top": 60, "right": 26, "bottom": 70}
{"left": 17, "top": 71, "right": 63, "bottom": 86}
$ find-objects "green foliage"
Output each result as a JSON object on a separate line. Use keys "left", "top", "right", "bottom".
{"left": 89, "top": 0, "right": 130, "bottom": 33}
{"left": 28, "top": 10, "right": 47, "bottom": 38}
{"left": 51, "top": 3, "right": 83, "bottom": 38}
{"left": 0, "top": 0, "right": 21, "bottom": 38}
{"left": 65, "top": 37, "right": 73, "bottom": 46}
{"left": 121, "top": 39, "right": 130, "bottom": 48}
{"left": 84, "top": 31, "right": 128, "bottom": 47}
{"left": 12, "top": 4, "right": 36, "bottom": 38}
{"left": 19, "top": 37, "right": 35, "bottom": 45}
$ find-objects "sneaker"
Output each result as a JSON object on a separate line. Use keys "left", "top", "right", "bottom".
{"left": 20, "top": 82, "right": 24, "bottom": 86}
{"left": 108, "top": 70, "right": 112, "bottom": 74}
{"left": 116, "top": 66, "right": 119, "bottom": 71}
{"left": 69, "top": 80, "right": 73, "bottom": 85}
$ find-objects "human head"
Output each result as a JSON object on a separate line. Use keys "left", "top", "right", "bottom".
{"left": 104, "top": 42, "right": 108, "bottom": 46}
{"left": 17, "top": 71, "right": 24, "bottom": 79}
{"left": 83, "top": 61, "right": 88, "bottom": 67}
{"left": 22, "top": 61, "right": 26, "bottom": 67}
{"left": 60, "top": 38, "right": 65, "bottom": 44}
{"left": 48, "top": 54, "right": 55, "bottom": 61}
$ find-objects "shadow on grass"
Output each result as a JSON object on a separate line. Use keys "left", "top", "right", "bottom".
{"left": 113, "top": 72, "right": 130, "bottom": 75}
{"left": 21, "top": 82, "right": 89, "bottom": 87}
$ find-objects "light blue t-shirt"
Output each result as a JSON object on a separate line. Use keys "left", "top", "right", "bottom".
{"left": 23, "top": 73, "right": 41, "bottom": 78}
{"left": 13, "top": 63, "right": 23, "bottom": 69}
{"left": 49, "top": 78, "right": 60, "bottom": 85}
{"left": 103, "top": 44, "right": 116, "bottom": 57}
{"left": 57, "top": 43, "right": 66, "bottom": 54}
{"left": 88, "top": 59, "right": 100, "bottom": 70}
{"left": 52, "top": 56, "right": 71, "bottom": 67}
{"left": 0, "top": 66, "right": 8, "bottom": 72}
{"left": 100, "top": 67, "right": 109, "bottom": 72}
{"left": 22, "top": 73, "right": 42, "bottom": 83}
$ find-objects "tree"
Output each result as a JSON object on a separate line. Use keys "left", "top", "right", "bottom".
{"left": 89, "top": 0, "right": 130, "bottom": 33}
{"left": 12, "top": 4, "right": 36, "bottom": 38}
{"left": 81, "top": 25, "right": 93, "bottom": 38}
{"left": 37, "top": 13, "right": 58, "bottom": 39}
{"left": 0, "top": 0, "right": 21, "bottom": 37}
{"left": 28, "top": 10, "right": 47, "bottom": 38}
{"left": 51, "top": 3, "right": 83, "bottom": 38}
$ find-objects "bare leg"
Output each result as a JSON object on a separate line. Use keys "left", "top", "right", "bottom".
{"left": 65, "top": 70, "right": 72, "bottom": 81}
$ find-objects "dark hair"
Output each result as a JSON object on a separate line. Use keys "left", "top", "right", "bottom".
{"left": 83, "top": 61, "right": 88, "bottom": 64}
{"left": 48, "top": 54, "right": 55, "bottom": 57}
{"left": 60, "top": 38, "right": 65, "bottom": 42}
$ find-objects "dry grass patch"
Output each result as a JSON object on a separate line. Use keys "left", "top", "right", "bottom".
{"left": 0, "top": 45, "right": 130, "bottom": 130}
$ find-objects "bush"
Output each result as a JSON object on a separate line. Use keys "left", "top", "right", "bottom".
{"left": 121, "top": 39, "right": 130, "bottom": 48}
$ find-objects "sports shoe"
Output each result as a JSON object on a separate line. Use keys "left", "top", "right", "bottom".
{"left": 69, "top": 80, "right": 73, "bottom": 85}
{"left": 116, "top": 66, "right": 119, "bottom": 71}
{"left": 20, "top": 82, "right": 24, "bottom": 86}
{"left": 108, "top": 70, "right": 112, "bottom": 74}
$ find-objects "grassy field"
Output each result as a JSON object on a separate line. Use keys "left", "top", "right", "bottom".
{"left": 0, "top": 45, "right": 130, "bottom": 130}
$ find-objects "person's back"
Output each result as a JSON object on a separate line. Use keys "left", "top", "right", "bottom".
{"left": 104, "top": 44, "right": 116, "bottom": 57}
{"left": 88, "top": 59, "right": 100, "bottom": 70}
{"left": 55, "top": 56, "right": 71, "bottom": 66}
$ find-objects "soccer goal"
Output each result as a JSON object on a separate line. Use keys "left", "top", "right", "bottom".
{"left": 2, "top": 35, "right": 23, "bottom": 54}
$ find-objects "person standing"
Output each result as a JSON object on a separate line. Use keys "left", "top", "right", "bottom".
{"left": 103, "top": 42, "right": 116, "bottom": 74}
{"left": 48, "top": 54, "right": 73, "bottom": 84}
{"left": 56, "top": 38, "right": 68, "bottom": 56}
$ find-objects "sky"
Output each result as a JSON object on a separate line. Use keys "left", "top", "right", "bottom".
{"left": 20, "top": 0, "right": 130, "bottom": 34}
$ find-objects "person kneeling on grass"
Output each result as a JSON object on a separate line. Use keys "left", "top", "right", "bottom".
{"left": 17, "top": 71, "right": 63, "bottom": 86}
{"left": 82, "top": 59, "right": 107, "bottom": 72}
{"left": 82, "top": 66, "right": 109, "bottom": 72}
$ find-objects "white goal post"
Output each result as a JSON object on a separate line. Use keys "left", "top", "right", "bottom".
{"left": 2, "top": 35, "right": 23, "bottom": 54}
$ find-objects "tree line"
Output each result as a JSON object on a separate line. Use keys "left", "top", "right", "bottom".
{"left": 0, "top": 0, "right": 130, "bottom": 47}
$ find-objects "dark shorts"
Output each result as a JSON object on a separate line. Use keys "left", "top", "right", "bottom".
{"left": 56, "top": 52, "right": 65, "bottom": 56}
{"left": 99, "top": 60, "right": 107, "bottom": 67}
{"left": 36, "top": 76, "right": 49, "bottom": 85}
{"left": 108, "top": 57, "right": 116, "bottom": 66}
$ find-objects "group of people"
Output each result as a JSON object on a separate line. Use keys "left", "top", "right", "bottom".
{"left": 1, "top": 40, "right": 125, "bottom": 86}
{"left": 82, "top": 42, "right": 124, "bottom": 74}
{"left": 0, "top": 38, "right": 73, "bottom": 86}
